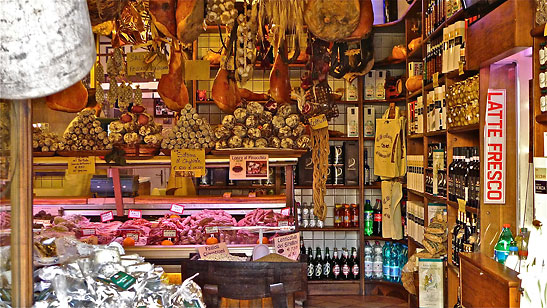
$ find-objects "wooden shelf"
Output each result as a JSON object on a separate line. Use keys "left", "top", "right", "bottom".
{"left": 209, "top": 62, "right": 306, "bottom": 69}
{"left": 364, "top": 236, "right": 408, "bottom": 244}
{"left": 374, "top": 57, "right": 406, "bottom": 68}
{"left": 330, "top": 136, "right": 359, "bottom": 141}
{"left": 363, "top": 97, "right": 406, "bottom": 105}
{"left": 447, "top": 200, "right": 479, "bottom": 214}
{"left": 448, "top": 262, "right": 459, "bottom": 275}
{"left": 409, "top": 237, "right": 425, "bottom": 249}
{"left": 408, "top": 189, "right": 425, "bottom": 197}
{"left": 407, "top": 89, "right": 422, "bottom": 100}
{"left": 536, "top": 113, "right": 547, "bottom": 124}
{"left": 364, "top": 136, "right": 375, "bottom": 141}
{"left": 424, "top": 76, "right": 446, "bottom": 91}
{"left": 365, "top": 183, "right": 382, "bottom": 189}
{"left": 425, "top": 192, "right": 447, "bottom": 203}
{"left": 295, "top": 185, "right": 360, "bottom": 190}
{"left": 409, "top": 133, "right": 424, "bottom": 139}
{"left": 530, "top": 23, "right": 546, "bottom": 37}
{"left": 425, "top": 130, "right": 447, "bottom": 137}
{"left": 364, "top": 280, "right": 405, "bottom": 286}
{"left": 448, "top": 123, "right": 480, "bottom": 133}
{"left": 407, "top": 43, "right": 423, "bottom": 60}
{"left": 307, "top": 280, "right": 360, "bottom": 284}
{"left": 300, "top": 227, "right": 360, "bottom": 232}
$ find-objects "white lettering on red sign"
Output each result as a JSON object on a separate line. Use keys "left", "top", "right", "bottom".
{"left": 101, "top": 211, "right": 114, "bottom": 222}
{"left": 82, "top": 228, "right": 96, "bottom": 236}
{"left": 170, "top": 204, "right": 184, "bottom": 214}
{"left": 484, "top": 89, "right": 506, "bottom": 204}
{"left": 128, "top": 209, "right": 142, "bottom": 219}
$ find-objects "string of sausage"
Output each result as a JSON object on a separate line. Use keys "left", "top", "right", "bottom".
{"left": 311, "top": 125, "right": 329, "bottom": 221}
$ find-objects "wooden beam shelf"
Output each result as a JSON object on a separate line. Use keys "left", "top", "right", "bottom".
{"left": 425, "top": 192, "right": 447, "bottom": 203}
{"left": 424, "top": 9, "right": 465, "bottom": 43}
{"left": 363, "top": 97, "right": 406, "bottom": 105}
{"left": 448, "top": 123, "right": 480, "bottom": 133}
{"left": 425, "top": 130, "right": 447, "bottom": 137}
{"left": 447, "top": 200, "right": 479, "bottom": 214}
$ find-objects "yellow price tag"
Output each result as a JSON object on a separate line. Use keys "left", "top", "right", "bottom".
{"left": 67, "top": 156, "right": 96, "bottom": 175}
{"left": 544, "top": 23, "right": 547, "bottom": 36}
{"left": 457, "top": 199, "right": 466, "bottom": 213}
{"left": 459, "top": 61, "right": 464, "bottom": 76}
{"left": 309, "top": 114, "right": 328, "bottom": 130}
{"left": 433, "top": 72, "right": 439, "bottom": 88}
{"left": 126, "top": 52, "right": 168, "bottom": 76}
{"left": 171, "top": 149, "right": 206, "bottom": 177}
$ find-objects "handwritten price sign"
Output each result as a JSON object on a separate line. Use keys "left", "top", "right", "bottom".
{"left": 197, "top": 242, "right": 229, "bottom": 259}
{"left": 100, "top": 211, "right": 114, "bottom": 222}
{"left": 273, "top": 233, "right": 300, "bottom": 261}
{"left": 170, "top": 204, "right": 184, "bottom": 214}
{"left": 128, "top": 209, "right": 142, "bottom": 219}
{"left": 309, "top": 114, "right": 328, "bottom": 130}
{"left": 67, "top": 156, "right": 96, "bottom": 175}
{"left": 171, "top": 149, "right": 205, "bottom": 177}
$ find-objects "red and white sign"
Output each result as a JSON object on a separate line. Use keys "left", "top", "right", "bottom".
{"left": 100, "top": 211, "right": 114, "bottom": 222}
{"left": 170, "top": 204, "right": 184, "bottom": 214}
{"left": 484, "top": 89, "right": 506, "bottom": 204}
{"left": 82, "top": 228, "right": 96, "bottom": 236}
{"left": 128, "top": 209, "right": 142, "bottom": 219}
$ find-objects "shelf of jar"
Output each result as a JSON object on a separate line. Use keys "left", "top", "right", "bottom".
{"left": 407, "top": 89, "right": 422, "bottom": 100}
{"left": 424, "top": 9, "right": 465, "bottom": 43}
{"left": 408, "top": 237, "right": 425, "bottom": 249}
{"left": 364, "top": 136, "right": 375, "bottom": 141}
{"left": 447, "top": 123, "right": 480, "bottom": 133}
{"left": 364, "top": 279, "right": 405, "bottom": 286}
{"left": 300, "top": 227, "right": 360, "bottom": 232}
{"left": 447, "top": 200, "right": 479, "bottom": 214}
{"left": 365, "top": 182, "right": 382, "bottom": 189}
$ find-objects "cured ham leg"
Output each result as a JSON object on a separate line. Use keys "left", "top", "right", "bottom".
{"left": 150, "top": 0, "right": 177, "bottom": 38}
{"left": 269, "top": 50, "right": 291, "bottom": 104}
{"left": 212, "top": 68, "right": 240, "bottom": 114}
{"left": 158, "top": 43, "right": 189, "bottom": 112}
{"left": 238, "top": 88, "right": 270, "bottom": 101}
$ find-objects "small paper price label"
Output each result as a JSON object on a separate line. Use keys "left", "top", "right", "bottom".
{"left": 126, "top": 232, "right": 139, "bottom": 242}
{"left": 205, "top": 226, "right": 219, "bottom": 234}
{"left": 67, "top": 156, "right": 96, "bottom": 175}
{"left": 163, "top": 229, "right": 177, "bottom": 238}
{"left": 457, "top": 199, "right": 466, "bottom": 212}
{"left": 432, "top": 72, "right": 439, "bottom": 88}
{"left": 309, "top": 114, "right": 328, "bottom": 130}
{"left": 128, "top": 209, "right": 142, "bottom": 219}
{"left": 277, "top": 220, "right": 289, "bottom": 227}
{"left": 170, "top": 204, "right": 184, "bottom": 214}
{"left": 82, "top": 228, "right": 96, "bottom": 236}
{"left": 35, "top": 219, "right": 51, "bottom": 227}
{"left": 100, "top": 211, "right": 114, "bottom": 222}
{"left": 197, "top": 242, "right": 229, "bottom": 259}
{"left": 459, "top": 61, "right": 464, "bottom": 76}
{"left": 273, "top": 233, "right": 300, "bottom": 261}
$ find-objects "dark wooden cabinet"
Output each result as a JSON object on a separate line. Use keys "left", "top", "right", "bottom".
{"left": 459, "top": 253, "right": 520, "bottom": 308}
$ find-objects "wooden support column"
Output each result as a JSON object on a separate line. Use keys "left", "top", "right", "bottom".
{"left": 10, "top": 99, "right": 33, "bottom": 307}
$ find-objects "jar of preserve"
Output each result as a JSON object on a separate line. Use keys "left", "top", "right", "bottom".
{"left": 351, "top": 204, "right": 359, "bottom": 228}
{"left": 343, "top": 204, "right": 351, "bottom": 228}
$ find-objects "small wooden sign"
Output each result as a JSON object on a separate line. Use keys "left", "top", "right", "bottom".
{"left": 126, "top": 51, "right": 169, "bottom": 78}
{"left": 100, "top": 211, "right": 114, "bottom": 222}
{"left": 171, "top": 149, "right": 205, "bottom": 177}
{"left": 67, "top": 156, "right": 96, "bottom": 175}
{"left": 128, "top": 209, "right": 142, "bottom": 219}
{"left": 309, "top": 114, "right": 328, "bottom": 130}
{"left": 197, "top": 242, "right": 230, "bottom": 259}
{"left": 273, "top": 233, "right": 300, "bottom": 261}
{"left": 170, "top": 203, "right": 184, "bottom": 214}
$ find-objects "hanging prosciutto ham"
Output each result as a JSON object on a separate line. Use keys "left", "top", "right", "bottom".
{"left": 269, "top": 49, "right": 291, "bottom": 104}
{"left": 158, "top": 43, "right": 189, "bottom": 112}
{"left": 149, "top": 0, "right": 177, "bottom": 38}
{"left": 212, "top": 68, "right": 241, "bottom": 114}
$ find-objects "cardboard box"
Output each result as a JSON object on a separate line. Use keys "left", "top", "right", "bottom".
{"left": 346, "top": 107, "right": 359, "bottom": 137}
{"left": 344, "top": 141, "right": 359, "bottom": 186}
{"left": 375, "top": 70, "right": 386, "bottom": 100}
{"left": 408, "top": 62, "right": 424, "bottom": 78}
{"left": 365, "top": 70, "right": 376, "bottom": 100}
{"left": 297, "top": 152, "right": 314, "bottom": 186}
{"left": 364, "top": 106, "right": 376, "bottom": 137}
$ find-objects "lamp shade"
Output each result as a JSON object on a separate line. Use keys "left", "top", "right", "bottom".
{"left": 0, "top": 0, "right": 96, "bottom": 99}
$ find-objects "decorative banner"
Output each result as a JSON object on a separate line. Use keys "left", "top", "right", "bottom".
{"left": 197, "top": 242, "right": 230, "bottom": 259}
{"left": 309, "top": 114, "right": 328, "bottom": 130}
{"left": 171, "top": 149, "right": 206, "bottom": 177}
{"left": 101, "top": 211, "right": 114, "bottom": 222}
{"left": 273, "top": 233, "right": 300, "bottom": 261}
{"left": 128, "top": 209, "right": 142, "bottom": 219}
{"left": 170, "top": 203, "right": 184, "bottom": 214}
{"left": 126, "top": 51, "right": 169, "bottom": 78}
{"left": 67, "top": 156, "right": 96, "bottom": 175}
{"left": 229, "top": 154, "right": 269, "bottom": 180}
{"left": 484, "top": 89, "right": 506, "bottom": 204}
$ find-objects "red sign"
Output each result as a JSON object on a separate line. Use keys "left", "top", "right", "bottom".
{"left": 100, "top": 211, "right": 114, "bottom": 222}
{"left": 128, "top": 209, "right": 142, "bottom": 219}
{"left": 484, "top": 89, "right": 506, "bottom": 204}
{"left": 170, "top": 204, "right": 184, "bottom": 214}
{"left": 82, "top": 228, "right": 96, "bottom": 236}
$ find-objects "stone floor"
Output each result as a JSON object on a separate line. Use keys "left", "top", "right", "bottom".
{"left": 306, "top": 295, "right": 407, "bottom": 308}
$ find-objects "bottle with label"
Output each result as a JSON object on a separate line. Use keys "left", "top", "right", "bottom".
{"left": 343, "top": 204, "right": 351, "bottom": 228}
{"left": 494, "top": 224, "right": 514, "bottom": 264}
{"left": 302, "top": 202, "right": 309, "bottom": 228}
{"left": 341, "top": 248, "right": 351, "bottom": 280}
{"left": 373, "top": 241, "right": 383, "bottom": 280}
{"left": 364, "top": 150, "right": 371, "bottom": 185}
{"left": 351, "top": 247, "right": 360, "bottom": 280}
{"left": 296, "top": 201, "right": 302, "bottom": 226}
{"left": 373, "top": 199, "right": 382, "bottom": 236}
{"left": 307, "top": 247, "right": 314, "bottom": 280}
{"left": 364, "top": 200, "right": 373, "bottom": 236}
{"left": 334, "top": 204, "right": 343, "bottom": 228}
{"left": 389, "top": 243, "right": 400, "bottom": 283}
{"left": 300, "top": 241, "right": 306, "bottom": 256}
{"left": 364, "top": 241, "right": 373, "bottom": 280}
{"left": 309, "top": 202, "right": 316, "bottom": 228}
{"left": 332, "top": 248, "right": 341, "bottom": 280}
{"left": 382, "top": 242, "right": 392, "bottom": 281}
{"left": 515, "top": 228, "right": 529, "bottom": 263}
{"left": 351, "top": 203, "right": 359, "bottom": 228}
{"left": 504, "top": 242, "right": 520, "bottom": 272}
{"left": 314, "top": 247, "right": 323, "bottom": 280}
{"left": 323, "top": 247, "right": 333, "bottom": 279}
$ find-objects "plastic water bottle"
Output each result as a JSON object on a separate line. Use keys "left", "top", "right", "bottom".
{"left": 372, "top": 241, "right": 383, "bottom": 280}
{"left": 364, "top": 241, "right": 373, "bottom": 279}
{"left": 382, "top": 242, "right": 392, "bottom": 281}
{"left": 389, "top": 243, "right": 400, "bottom": 282}
{"left": 494, "top": 224, "right": 514, "bottom": 264}
{"left": 398, "top": 244, "right": 408, "bottom": 283}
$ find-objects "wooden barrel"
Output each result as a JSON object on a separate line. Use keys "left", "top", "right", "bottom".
{"left": 181, "top": 257, "right": 307, "bottom": 308}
